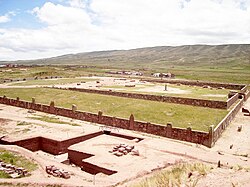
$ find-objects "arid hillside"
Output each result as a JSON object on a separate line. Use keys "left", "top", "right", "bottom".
{"left": 6, "top": 44, "right": 250, "bottom": 68}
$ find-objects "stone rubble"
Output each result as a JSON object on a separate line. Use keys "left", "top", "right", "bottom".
{"left": 0, "top": 160, "right": 29, "bottom": 178}
{"left": 109, "top": 144, "right": 139, "bottom": 157}
{"left": 45, "top": 165, "right": 70, "bottom": 179}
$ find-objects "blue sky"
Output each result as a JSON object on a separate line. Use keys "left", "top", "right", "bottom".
{"left": 0, "top": 0, "right": 63, "bottom": 29}
{"left": 0, "top": 0, "right": 250, "bottom": 60}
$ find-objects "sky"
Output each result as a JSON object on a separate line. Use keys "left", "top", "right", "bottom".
{"left": 0, "top": 0, "right": 250, "bottom": 61}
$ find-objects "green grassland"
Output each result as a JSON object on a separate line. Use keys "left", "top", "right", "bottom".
{"left": 0, "top": 149, "right": 37, "bottom": 178}
{"left": 0, "top": 66, "right": 109, "bottom": 81}
{"left": 103, "top": 83, "right": 230, "bottom": 101}
{"left": 161, "top": 66, "right": 250, "bottom": 85}
{"left": 9, "top": 77, "right": 99, "bottom": 86}
{"left": 0, "top": 61, "right": 250, "bottom": 84}
{"left": 1, "top": 64, "right": 250, "bottom": 85}
{"left": 28, "top": 114, "right": 80, "bottom": 126}
{"left": 0, "top": 88, "right": 228, "bottom": 131}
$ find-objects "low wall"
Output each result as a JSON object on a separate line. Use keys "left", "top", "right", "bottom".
{"left": 9, "top": 137, "right": 41, "bottom": 152}
{"left": 141, "top": 78, "right": 245, "bottom": 90}
{"left": 57, "top": 87, "right": 229, "bottom": 109}
{"left": 68, "top": 149, "right": 94, "bottom": 165}
{"left": 0, "top": 132, "right": 103, "bottom": 155}
{"left": 67, "top": 149, "right": 117, "bottom": 175}
{"left": 227, "top": 93, "right": 239, "bottom": 108}
{"left": 240, "top": 85, "right": 248, "bottom": 92}
{"left": 0, "top": 96, "right": 212, "bottom": 147}
{"left": 244, "top": 90, "right": 250, "bottom": 101}
{"left": 213, "top": 99, "right": 244, "bottom": 144}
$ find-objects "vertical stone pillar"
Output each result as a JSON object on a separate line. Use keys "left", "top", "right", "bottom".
{"left": 165, "top": 84, "right": 168, "bottom": 91}
{"left": 208, "top": 125, "right": 214, "bottom": 148}
{"left": 111, "top": 116, "right": 116, "bottom": 127}
{"left": 186, "top": 127, "right": 192, "bottom": 141}
{"left": 50, "top": 101, "right": 55, "bottom": 114}
{"left": 72, "top": 104, "right": 77, "bottom": 113}
{"left": 50, "top": 101, "right": 55, "bottom": 108}
{"left": 32, "top": 97, "right": 35, "bottom": 104}
{"left": 98, "top": 111, "right": 102, "bottom": 123}
{"left": 30, "top": 97, "right": 35, "bottom": 109}
{"left": 166, "top": 123, "right": 172, "bottom": 137}
{"left": 16, "top": 97, "right": 20, "bottom": 107}
{"left": 129, "top": 114, "right": 134, "bottom": 130}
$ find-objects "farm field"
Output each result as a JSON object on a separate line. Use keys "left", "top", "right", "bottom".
{"left": 0, "top": 87, "right": 228, "bottom": 131}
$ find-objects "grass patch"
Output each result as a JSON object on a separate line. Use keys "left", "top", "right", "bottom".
{"left": 131, "top": 162, "right": 212, "bottom": 187}
{"left": 29, "top": 114, "right": 80, "bottom": 126}
{"left": 0, "top": 150, "right": 37, "bottom": 178}
{"left": 9, "top": 77, "right": 99, "bottom": 86}
{"left": 103, "top": 83, "right": 230, "bottom": 101}
{"left": 16, "top": 121, "right": 32, "bottom": 126}
{"left": 0, "top": 171, "right": 11, "bottom": 178}
{"left": 0, "top": 88, "right": 228, "bottom": 131}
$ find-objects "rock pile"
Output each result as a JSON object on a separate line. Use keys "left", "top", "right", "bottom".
{"left": 109, "top": 144, "right": 139, "bottom": 157}
{"left": 0, "top": 160, "right": 29, "bottom": 178}
{"left": 45, "top": 165, "right": 70, "bottom": 179}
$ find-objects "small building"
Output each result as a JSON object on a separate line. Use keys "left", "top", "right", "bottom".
{"left": 106, "top": 70, "right": 143, "bottom": 76}
{"left": 152, "top": 72, "right": 175, "bottom": 78}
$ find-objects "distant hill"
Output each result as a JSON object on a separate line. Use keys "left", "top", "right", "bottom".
{"left": 9, "top": 44, "right": 250, "bottom": 68}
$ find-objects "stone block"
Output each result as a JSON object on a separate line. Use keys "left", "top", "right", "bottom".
{"left": 72, "top": 104, "right": 77, "bottom": 112}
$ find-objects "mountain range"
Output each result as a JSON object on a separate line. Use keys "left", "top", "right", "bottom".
{"left": 7, "top": 44, "right": 250, "bottom": 68}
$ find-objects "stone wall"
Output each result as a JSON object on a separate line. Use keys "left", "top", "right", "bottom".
{"left": 240, "top": 85, "right": 247, "bottom": 92}
{"left": 244, "top": 90, "right": 250, "bottom": 101}
{"left": 10, "top": 137, "right": 41, "bottom": 152}
{"left": 0, "top": 96, "right": 212, "bottom": 147}
{"left": 141, "top": 78, "right": 245, "bottom": 90}
{"left": 0, "top": 132, "right": 103, "bottom": 155}
{"left": 67, "top": 149, "right": 117, "bottom": 175}
{"left": 213, "top": 99, "right": 244, "bottom": 145}
{"left": 59, "top": 87, "right": 229, "bottom": 109}
{"left": 227, "top": 93, "right": 239, "bottom": 109}
{"left": 68, "top": 149, "right": 94, "bottom": 165}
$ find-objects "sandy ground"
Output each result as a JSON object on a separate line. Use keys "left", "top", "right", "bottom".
{"left": 0, "top": 98, "right": 250, "bottom": 186}
{"left": 212, "top": 98, "right": 250, "bottom": 158}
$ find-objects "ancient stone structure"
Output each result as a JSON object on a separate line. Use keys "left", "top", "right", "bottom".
{"left": 0, "top": 131, "right": 141, "bottom": 175}
{"left": 212, "top": 99, "right": 244, "bottom": 145}
{"left": 57, "top": 87, "right": 235, "bottom": 109}
{"left": 141, "top": 78, "right": 246, "bottom": 90}
{"left": 0, "top": 96, "right": 212, "bottom": 147}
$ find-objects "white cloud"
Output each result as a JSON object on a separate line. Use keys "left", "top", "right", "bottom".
{"left": 0, "top": 14, "right": 10, "bottom": 23}
{"left": 0, "top": 0, "right": 250, "bottom": 60}
{"left": 0, "top": 11, "right": 16, "bottom": 24}
{"left": 68, "top": 0, "right": 86, "bottom": 8}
